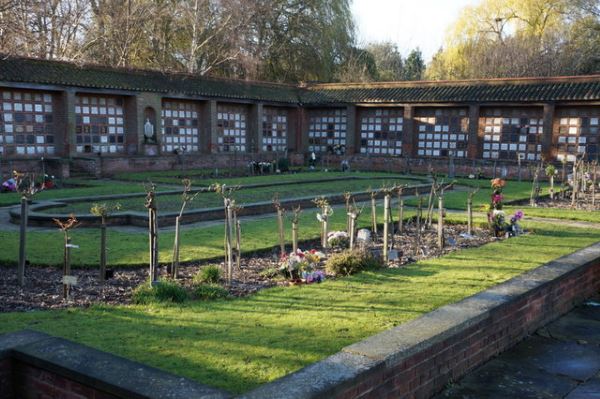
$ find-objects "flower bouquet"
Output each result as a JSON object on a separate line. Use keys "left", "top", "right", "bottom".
{"left": 279, "top": 249, "right": 325, "bottom": 283}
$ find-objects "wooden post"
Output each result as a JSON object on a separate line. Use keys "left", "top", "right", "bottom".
{"left": 383, "top": 193, "right": 390, "bottom": 263}
{"left": 145, "top": 187, "right": 159, "bottom": 284}
{"left": 277, "top": 207, "right": 285, "bottom": 256}
{"left": 415, "top": 190, "right": 422, "bottom": 254}
{"left": 437, "top": 193, "right": 444, "bottom": 250}
{"left": 235, "top": 218, "right": 241, "bottom": 271}
{"left": 370, "top": 191, "right": 377, "bottom": 238}
{"left": 349, "top": 215, "right": 356, "bottom": 250}
{"left": 171, "top": 216, "right": 181, "bottom": 278}
{"left": 226, "top": 200, "right": 234, "bottom": 284}
{"left": 592, "top": 162, "right": 597, "bottom": 207}
{"left": 63, "top": 236, "right": 71, "bottom": 300}
{"left": 571, "top": 161, "right": 578, "bottom": 208}
{"left": 291, "top": 206, "right": 301, "bottom": 253}
{"left": 397, "top": 187, "right": 404, "bottom": 235}
{"left": 17, "top": 196, "right": 28, "bottom": 287}
{"left": 100, "top": 218, "right": 107, "bottom": 281}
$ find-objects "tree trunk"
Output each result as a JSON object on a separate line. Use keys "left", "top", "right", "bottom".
{"left": 277, "top": 208, "right": 285, "bottom": 256}
{"left": 226, "top": 204, "right": 234, "bottom": 284}
{"left": 99, "top": 219, "right": 107, "bottom": 282}
{"left": 292, "top": 220, "right": 298, "bottom": 253}
{"left": 383, "top": 194, "right": 390, "bottom": 263}
{"left": 437, "top": 195, "right": 444, "bottom": 250}
{"left": 17, "top": 196, "right": 28, "bottom": 287}
{"left": 171, "top": 216, "right": 181, "bottom": 279}
{"left": 371, "top": 196, "right": 377, "bottom": 238}
{"left": 549, "top": 176, "right": 554, "bottom": 200}
{"left": 235, "top": 218, "right": 241, "bottom": 271}
{"left": 397, "top": 198, "right": 404, "bottom": 235}
{"left": 467, "top": 197, "right": 473, "bottom": 236}
{"left": 63, "top": 235, "right": 71, "bottom": 300}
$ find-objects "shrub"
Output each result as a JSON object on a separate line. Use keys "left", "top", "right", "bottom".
{"left": 325, "top": 249, "right": 382, "bottom": 276}
{"left": 259, "top": 267, "right": 279, "bottom": 279}
{"left": 193, "top": 265, "right": 221, "bottom": 285}
{"left": 194, "top": 284, "right": 230, "bottom": 300}
{"left": 132, "top": 279, "right": 188, "bottom": 304}
{"left": 277, "top": 157, "right": 290, "bottom": 172}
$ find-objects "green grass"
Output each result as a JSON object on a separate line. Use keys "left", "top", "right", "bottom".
{"left": 0, "top": 202, "right": 418, "bottom": 267}
{"left": 0, "top": 222, "right": 598, "bottom": 393}
{"left": 38, "top": 177, "right": 415, "bottom": 214}
{"left": 0, "top": 179, "right": 171, "bottom": 207}
{"left": 505, "top": 205, "right": 600, "bottom": 223}
{"left": 114, "top": 170, "right": 413, "bottom": 186}
{"left": 405, "top": 178, "right": 549, "bottom": 211}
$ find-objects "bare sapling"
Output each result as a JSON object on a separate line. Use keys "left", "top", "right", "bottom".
{"left": 53, "top": 215, "right": 79, "bottom": 300}
{"left": 343, "top": 191, "right": 352, "bottom": 233}
{"left": 313, "top": 197, "right": 333, "bottom": 249}
{"left": 571, "top": 158, "right": 580, "bottom": 208}
{"left": 396, "top": 185, "right": 405, "bottom": 235}
{"left": 466, "top": 187, "right": 480, "bottom": 236}
{"left": 14, "top": 171, "right": 44, "bottom": 286}
{"left": 369, "top": 188, "right": 378, "bottom": 239}
{"left": 529, "top": 162, "right": 542, "bottom": 207}
{"left": 592, "top": 161, "right": 597, "bottom": 207}
{"left": 415, "top": 189, "right": 423, "bottom": 254}
{"left": 273, "top": 194, "right": 286, "bottom": 256}
{"left": 144, "top": 183, "right": 159, "bottom": 284}
{"left": 291, "top": 206, "right": 302, "bottom": 253}
{"left": 545, "top": 164, "right": 556, "bottom": 200}
{"left": 232, "top": 202, "right": 242, "bottom": 272}
{"left": 214, "top": 183, "right": 239, "bottom": 284}
{"left": 347, "top": 201, "right": 364, "bottom": 250}
{"left": 90, "top": 202, "right": 121, "bottom": 281}
{"left": 425, "top": 181, "right": 436, "bottom": 229}
{"left": 169, "top": 179, "right": 199, "bottom": 278}
{"left": 382, "top": 188, "right": 392, "bottom": 263}
{"left": 560, "top": 158, "right": 568, "bottom": 199}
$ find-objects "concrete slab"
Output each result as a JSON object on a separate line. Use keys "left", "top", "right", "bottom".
{"left": 436, "top": 358, "right": 577, "bottom": 399}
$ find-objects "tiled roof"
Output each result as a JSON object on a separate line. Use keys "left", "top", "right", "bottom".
{"left": 0, "top": 56, "right": 301, "bottom": 104}
{"left": 0, "top": 56, "right": 599, "bottom": 105}
{"left": 302, "top": 77, "right": 600, "bottom": 104}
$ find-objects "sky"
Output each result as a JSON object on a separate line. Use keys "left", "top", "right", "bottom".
{"left": 351, "top": 0, "right": 481, "bottom": 62}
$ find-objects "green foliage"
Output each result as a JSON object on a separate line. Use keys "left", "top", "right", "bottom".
{"left": 258, "top": 267, "right": 280, "bottom": 279}
{"left": 90, "top": 202, "right": 121, "bottom": 218}
{"left": 365, "top": 41, "right": 404, "bottom": 81}
{"left": 193, "top": 265, "right": 222, "bottom": 285}
{"left": 403, "top": 49, "right": 425, "bottom": 81}
{"left": 193, "top": 284, "right": 230, "bottom": 300}
{"left": 325, "top": 249, "right": 382, "bottom": 276}
{"left": 132, "top": 279, "right": 188, "bottom": 304}
{"left": 277, "top": 158, "right": 290, "bottom": 172}
{"left": 545, "top": 164, "right": 557, "bottom": 177}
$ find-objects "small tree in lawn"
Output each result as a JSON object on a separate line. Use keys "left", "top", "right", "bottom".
{"left": 53, "top": 214, "right": 79, "bottom": 300}
{"left": 90, "top": 202, "right": 121, "bottom": 282}
{"left": 396, "top": 185, "right": 406, "bottom": 235}
{"left": 14, "top": 171, "right": 44, "bottom": 287}
{"left": 529, "top": 161, "right": 542, "bottom": 207}
{"left": 170, "top": 179, "right": 199, "bottom": 279}
{"left": 435, "top": 181, "right": 454, "bottom": 250}
{"left": 214, "top": 183, "right": 239, "bottom": 284}
{"left": 466, "top": 187, "right": 480, "bottom": 236}
{"left": 368, "top": 188, "right": 378, "bottom": 239}
{"left": 313, "top": 197, "right": 333, "bottom": 249}
{"left": 545, "top": 164, "right": 557, "bottom": 200}
{"left": 291, "top": 206, "right": 302, "bottom": 253}
{"left": 347, "top": 201, "right": 363, "bottom": 250}
{"left": 144, "top": 183, "right": 159, "bottom": 285}
{"left": 273, "top": 194, "right": 286, "bottom": 257}
{"left": 343, "top": 191, "right": 352, "bottom": 233}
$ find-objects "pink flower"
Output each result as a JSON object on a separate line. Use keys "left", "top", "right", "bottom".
{"left": 492, "top": 194, "right": 503, "bottom": 203}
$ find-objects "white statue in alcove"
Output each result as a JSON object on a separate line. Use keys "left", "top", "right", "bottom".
{"left": 144, "top": 118, "right": 155, "bottom": 142}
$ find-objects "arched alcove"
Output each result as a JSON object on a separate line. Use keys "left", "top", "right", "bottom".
{"left": 143, "top": 107, "right": 157, "bottom": 144}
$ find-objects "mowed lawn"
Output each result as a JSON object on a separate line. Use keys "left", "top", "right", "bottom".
{"left": 0, "top": 222, "right": 598, "bottom": 393}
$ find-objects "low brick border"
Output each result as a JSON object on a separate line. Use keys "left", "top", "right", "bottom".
{"left": 0, "top": 330, "right": 231, "bottom": 399}
{"left": 239, "top": 241, "right": 600, "bottom": 399}
{"left": 2, "top": 242, "right": 598, "bottom": 398}
{"left": 11, "top": 178, "right": 430, "bottom": 228}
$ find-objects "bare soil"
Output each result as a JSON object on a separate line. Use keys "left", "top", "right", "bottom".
{"left": 0, "top": 223, "right": 495, "bottom": 312}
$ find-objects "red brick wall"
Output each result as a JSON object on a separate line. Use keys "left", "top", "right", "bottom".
{"left": 334, "top": 259, "right": 600, "bottom": 399}
{"left": 13, "top": 361, "right": 119, "bottom": 399}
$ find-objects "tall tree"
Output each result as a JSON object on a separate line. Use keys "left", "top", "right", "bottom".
{"left": 366, "top": 41, "right": 403, "bottom": 81}
{"left": 403, "top": 48, "right": 425, "bottom": 81}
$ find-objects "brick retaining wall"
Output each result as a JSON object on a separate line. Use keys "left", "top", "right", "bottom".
{"left": 241, "top": 242, "right": 600, "bottom": 399}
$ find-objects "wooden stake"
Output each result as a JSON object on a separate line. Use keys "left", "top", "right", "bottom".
{"left": 437, "top": 193, "right": 444, "bottom": 250}
{"left": 370, "top": 191, "right": 377, "bottom": 238}
{"left": 383, "top": 193, "right": 390, "bottom": 263}
{"left": 100, "top": 218, "right": 107, "bottom": 281}
{"left": 171, "top": 216, "right": 181, "bottom": 278}
{"left": 17, "top": 196, "right": 28, "bottom": 287}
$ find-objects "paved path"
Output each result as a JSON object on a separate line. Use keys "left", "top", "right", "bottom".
{"left": 436, "top": 299, "right": 600, "bottom": 399}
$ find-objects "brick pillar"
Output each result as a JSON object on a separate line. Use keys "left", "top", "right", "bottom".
{"left": 55, "top": 89, "right": 76, "bottom": 158}
{"left": 286, "top": 107, "right": 299, "bottom": 153}
{"left": 542, "top": 103, "right": 555, "bottom": 162}
{"left": 467, "top": 104, "right": 481, "bottom": 159}
{"left": 250, "top": 103, "right": 263, "bottom": 154}
{"left": 297, "top": 107, "right": 309, "bottom": 155}
{"left": 402, "top": 105, "right": 415, "bottom": 158}
{"left": 345, "top": 105, "right": 357, "bottom": 154}
{"left": 123, "top": 95, "right": 139, "bottom": 155}
{"left": 204, "top": 100, "right": 217, "bottom": 154}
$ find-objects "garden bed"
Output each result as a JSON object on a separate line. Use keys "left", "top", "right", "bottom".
{"left": 0, "top": 223, "right": 493, "bottom": 312}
